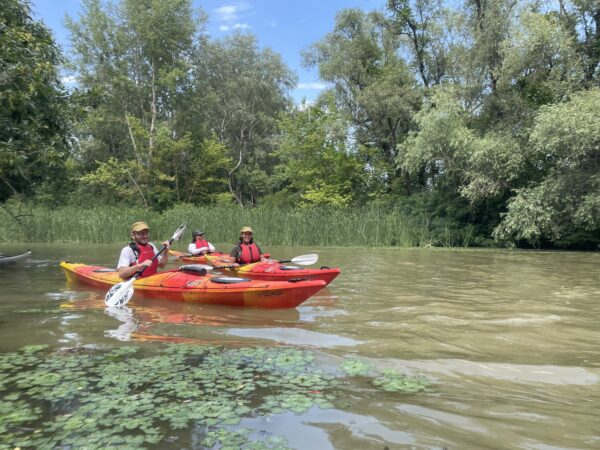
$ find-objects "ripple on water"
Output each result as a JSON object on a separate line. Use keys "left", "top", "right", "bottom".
{"left": 225, "top": 327, "right": 363, "bottom": 348}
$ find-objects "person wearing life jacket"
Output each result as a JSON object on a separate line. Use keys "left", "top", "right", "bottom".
{"left": 188, "top": 230, "right": 216, "bottom": 255}
{"left": 117, "top": 222, "right": 170, "bottom": 280}
{"left": 229, "top": 226, "right": 265, "bottom": 266}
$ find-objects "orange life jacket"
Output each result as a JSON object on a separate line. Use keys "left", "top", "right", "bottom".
{"left": 238, "top": 243, "right": 261, "bottom": 264}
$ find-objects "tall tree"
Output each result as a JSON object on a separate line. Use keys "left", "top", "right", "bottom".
{"left": 0, "top": 0, "right": 69, "bottom": 203}
{"left": 386, "top": 0, "right": 448, "bottom": 87}
{"left": 198, "top": 33, "right": 296, "bottom": 206}
{"left": 65, "top": 0, "right": 228, "bottom": 209}
{"left": 303, "top": 9, "right": 420, "bottom": 194}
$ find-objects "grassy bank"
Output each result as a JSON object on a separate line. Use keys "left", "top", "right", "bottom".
{"left": 0, "top": 204, "right": 479, "bottom": 247}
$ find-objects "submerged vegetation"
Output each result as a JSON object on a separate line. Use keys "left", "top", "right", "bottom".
{"left": 0, "top": 344, "right": 428, "bottom": 449}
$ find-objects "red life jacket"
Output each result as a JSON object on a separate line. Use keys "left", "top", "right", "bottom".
{"left": 238, "top": 243, "right": 261, "bottom": 264}
{"left": 131, "top": 243, "right": 159, "bottom": 278}
{"left": 195, "top": 238, "right": 209, "bottom": 252}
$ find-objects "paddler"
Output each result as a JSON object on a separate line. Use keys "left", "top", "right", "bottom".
{"left": 117, "top": 222, "right": 170, "bottom": 279}
{"left": 229, "top": 226, "right": 266, "bottom": 266}
{"left": 188, "top": 230, "right": 216, "bottom": 255}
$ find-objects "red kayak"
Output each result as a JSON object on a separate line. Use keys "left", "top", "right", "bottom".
{"left": 60, "top": 262, "right": 326, "bottom": 308}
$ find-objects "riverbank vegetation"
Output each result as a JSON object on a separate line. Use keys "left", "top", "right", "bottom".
{"left": 1, "top": 0, "right": 599, "bottom": 249}
{"left": 0, "top": 204, "right": 478, "bottom": 247}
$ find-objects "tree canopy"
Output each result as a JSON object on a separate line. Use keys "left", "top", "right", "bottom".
{"left": 2, "top": 0, "right": 600, "bottom": 248}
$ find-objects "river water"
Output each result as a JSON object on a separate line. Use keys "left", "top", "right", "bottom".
{"left": 0, "top": 243, "right": 599, "bottom": 449}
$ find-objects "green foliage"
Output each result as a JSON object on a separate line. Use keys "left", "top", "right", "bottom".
{"left": 494, "top": 89, "right": 600, "bottom": 247}
{"left": 0, "top": 344, "right": 430, "bottom": 449}
{"left": 4, "top": 0, "right": 600, "bottom": 249}
{"left": 199, "top": 33, "right": 297, "bottom": 206}
{"left": 274, "top": 106, "right": 367, "bottom": 207}
{"left": 0, "top": 203, "right": 478, "bottom": 247}
{"left": 0, "top": 0, "right": 70, "bottom": 202}
{"left": 372, "top": 368, "right": 429, "bottom": 393}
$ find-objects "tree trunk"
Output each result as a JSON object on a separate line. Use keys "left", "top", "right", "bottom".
{"left": 149, "top": 56, "right": 157, "bottom": 155}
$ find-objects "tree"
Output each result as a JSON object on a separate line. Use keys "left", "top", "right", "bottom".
{"left": 386, "top": 0, "right": 448, "bottom": 87}
{"left": 0, "top": 0, "right": 69, "bottom": 203}
{"left": 304, "top": 8, "right": 421, "bottom": 194}
{"left": 198, "top": 33, "right": 297, "bottom": 206}
{"left": 494, "top": 88, "right": 600, "bottom": 247}
{"left": 65, "top": 0, "right": 229, "bottom": 208}
{"left": 273, "top": 105, "right": 367, "bottom": 207}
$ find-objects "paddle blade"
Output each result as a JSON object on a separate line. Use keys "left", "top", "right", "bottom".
{"left": 171, "top": 223, "right": 187, "bottom": 242}
{"left": 105, "top": 279, "right": 135, "bottom": 307}
{"left": 290, "top": 253, "right": 319, "bottom": 266}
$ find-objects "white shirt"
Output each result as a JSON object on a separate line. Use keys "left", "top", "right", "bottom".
{"left": 117, "top": 243, "right": 159, "bottom": 269}
{"left": 187, "top": 241, "right": 216, "bottom": 255}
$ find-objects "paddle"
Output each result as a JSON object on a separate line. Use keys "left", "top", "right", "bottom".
{"left": 105, "top": 223, "right": 187, "bottom": 307}
{"left": 277, "top": 253, "right": 318, "bottom": 265}
{"left": 206, "top": 253, "right": 319, "bottom": 270}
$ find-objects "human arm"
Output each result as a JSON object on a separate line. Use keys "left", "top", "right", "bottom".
{"left": 229, "top": 245, "right": 241, "bottom": 267}
{"left": 157, "top": 241, "right": 170, "bottom": 268}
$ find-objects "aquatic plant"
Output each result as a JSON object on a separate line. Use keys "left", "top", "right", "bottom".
{"left": 372, "top": 368, "right": 430, "bottom": 393}
{"left": 0, "top": 345, "right": 430, "bottom": 448}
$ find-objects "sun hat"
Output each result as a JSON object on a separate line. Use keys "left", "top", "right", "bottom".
{"left": 130, "top": 221, "right": 150, "bottom": 233}
{"left": 240, "top": 226, "right": 253, "bottom": 234}
{"left": 192, "top": 230, "right": 205, "bottom": 237}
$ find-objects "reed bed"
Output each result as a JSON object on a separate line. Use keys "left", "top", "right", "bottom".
{"left": 0, "top": 204, "right": 476, "bottom": 247}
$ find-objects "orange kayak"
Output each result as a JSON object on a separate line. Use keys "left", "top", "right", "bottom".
{"left": 60, "top": 262, "right": 326, "bottom": 308}
{"left": 169, "top": 250, "right": 227, "bottom": 265}
{"left": 172, "top": 253, "right": 340, "bottom": 285}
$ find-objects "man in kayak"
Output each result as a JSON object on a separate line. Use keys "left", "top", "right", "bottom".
{"left": 230, "top": 226, "right": 266, "bottom": 266}
{"left": 117, "top": 222, "right": 170, "bottom": 279}
{"left": 188, "top": 229, "right": 216, "bottom": 255}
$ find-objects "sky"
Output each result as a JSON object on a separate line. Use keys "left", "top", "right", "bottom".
{"left": 30, "top": 0, "right": 388, "bottom": 103}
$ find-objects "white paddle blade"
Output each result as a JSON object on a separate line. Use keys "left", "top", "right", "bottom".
{"left": 105, "top": 280, "right": 134, "bottom": 307}
{"left": 290, "top": 253, "right": 319, "bottom": 266}
{"left": 172, "top": 223, "right": 187, "bottom": 242}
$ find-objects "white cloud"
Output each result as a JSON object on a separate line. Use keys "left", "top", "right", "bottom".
{"left": 214, "top": 3, "right": 252, "bottom": 26}
{"left": 266, "top": 20, "right": 276, "bottom": 28}
{"left": 297, "top": 82, "right": 328, "bottom": 90}
{"left": 232, "top": 23, "right": 249, "bottom": 29}
{"left": 219, "top": 25, "right": 230, "bottom": 31}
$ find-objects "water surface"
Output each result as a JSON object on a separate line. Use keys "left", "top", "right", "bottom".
{"left": 0, "top": 243, "right": 598, "bottom": 449}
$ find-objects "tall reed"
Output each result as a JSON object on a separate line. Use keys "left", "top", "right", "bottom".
{"left": 0, "top": 204, "right": 477, "bottom": 247}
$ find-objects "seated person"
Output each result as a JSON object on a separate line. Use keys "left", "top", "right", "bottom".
{"left": 229, "top": 226, "right": 266, "bottom": 265}
{"left": 117, "top": 222, "right": 169, "bottom": 279}
{"left": 188, "top": 230, "right": 216, "bottom": 255}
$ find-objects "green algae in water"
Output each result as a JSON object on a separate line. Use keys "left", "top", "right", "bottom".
{"left": 341, "top": 357, "right": 428, "bottom": 393}
{"left": 0, "top": 345, "right": 431, "bottom": 449}
{"left": 372, "top": 368, "right": 430, "bottom": 393}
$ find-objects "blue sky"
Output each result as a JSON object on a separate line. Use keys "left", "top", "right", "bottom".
{"left": 30, "top": 0, "right": 387, "bottom": 103}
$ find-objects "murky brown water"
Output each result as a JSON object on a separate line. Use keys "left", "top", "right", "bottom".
{"left": 1, "top": 243, "right": 599, "bottom": 449}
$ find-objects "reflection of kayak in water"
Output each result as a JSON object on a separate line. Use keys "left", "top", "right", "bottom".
{"left": 61, "top": 296, "right": 301, "bottom": 345}
{"left": 61, "top": 296, "right": 301, "bottom": 328}
{"left": 60, "top": 262, "right": 326, "bottom": 308}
